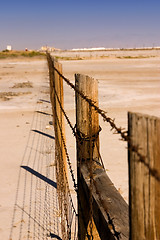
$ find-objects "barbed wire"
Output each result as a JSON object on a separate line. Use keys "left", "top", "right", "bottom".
{"left": 54, "top": 105, "right": 77, "bottom": 239}
{"left": 54, "top": 107, "right": 77, "bottom": 214}
{"left": 47, "top": 53, "right": 160, "bottom": 182}
{"left": 47, "top": 54, "right": 95, "bottom": 239}
{"left": 48, "top": 54, "right": 118, "bottom": 239}
{"left": 51, "top": 79, "right": 77, "bottom": 191}
{"left": 48, "top": 55, "right": 111, "bottom": 238}
{"left": 47, "top": 52, "right": 160, "bottom": 240}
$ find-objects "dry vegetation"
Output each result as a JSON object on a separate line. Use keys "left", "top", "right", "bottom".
{"left": 55, "top": 56, "right": 84, "bottom": 61}
{"left": 0, "top": 91, "right": 31, "bottom": 101}
{"left": 117, "top": 55, "right": 155, "bottom": 59}
{"left": 54, "top": 55, "right": 156, "bottom": 61}
{"left": 0, "top": 50, "right": 46, "bottom": 59}
{"left": 12, "top": 81, "right": 33, "bottom": 88}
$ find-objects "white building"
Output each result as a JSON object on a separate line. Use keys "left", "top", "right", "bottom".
{"left": 72, "top": 47, "right": 106, "bottom": 51}
{"left": 41, "top": 46, "right": 56, "bottom": 52}
{"left": 7, "top": 45, "right": 12, "bottom": 51}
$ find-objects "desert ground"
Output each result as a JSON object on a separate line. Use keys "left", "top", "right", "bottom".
{"left": 0, "top": 49, "right": 160, "bottom": 239}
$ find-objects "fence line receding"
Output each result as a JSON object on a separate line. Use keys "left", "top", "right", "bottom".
{"left": 47, "top": 52, "right": 160, "bottom": 240}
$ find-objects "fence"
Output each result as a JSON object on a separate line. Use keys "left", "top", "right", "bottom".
{"left": 47, "top": 55, "right": 77, "bottom": 240}
{"left": 9, "top": 77, "right": 61, "bottom": 240}
{"left": 47, "top": 53, "right": 160, "bottom": 240}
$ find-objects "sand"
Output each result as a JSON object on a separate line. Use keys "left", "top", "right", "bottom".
{"left": 0, "top": 50, "right": 160, "bottom": 239}
{"left": 0, "top": 59, "right": 50, "bottom": 239}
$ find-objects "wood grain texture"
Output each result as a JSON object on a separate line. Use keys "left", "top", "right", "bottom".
{"left": 75, "top": 74, "right": 129, "bottom": 239}
{"left": 128, "top": 112, "right": 160, "bottom": 240}
{"left": 75, "top": 74, "right": 100, "bottom": 239}
{"left": 81, "top": 161, "right": 129, "bottom": 240}
{"left": 53, "top": 58, "right": 67, "bottom": 175}
{"left": 75, "top": 74, "right": 99, "bottom": 161}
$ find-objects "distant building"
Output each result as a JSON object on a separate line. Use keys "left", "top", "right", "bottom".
{"left": 71, "top": 47, "right": 106, "bottom": 51}
{"left": 7, "top": 45, "right": 12, "bottom": 51}
{"left": 41, "top": 46, "right": 48, "bottom": 51}
{"left": 40, "top": 46, "right": 61, "bottom": 52}
{"left": 41, "top": 46, "right": 56, "bottom": 52}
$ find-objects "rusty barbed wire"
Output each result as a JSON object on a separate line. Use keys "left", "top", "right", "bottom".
{"left": 47, "top": 53, "right": 160, "bottom": 182}
{"left": 50, "top": 77, "right": 77, "bottom": 193}
{"left": 54, "top": 108, "right": 77, "bottom": 239}
{"left": 47, "top": 52, "right": 160, "bottom": 240}
{"left": 52, "top": 75, "right": 93, "bottom": 239}
{"left": 47, "top": 54, "right": 79, "bottom": 239}
{"left": 54, "top": 103, "right": 77, "bottom": 193}
{"left": 47, "top": 54, "right": 99, "bottom": 239}
{"left": 48, "top": 54, "right": 124, "bottom": 239}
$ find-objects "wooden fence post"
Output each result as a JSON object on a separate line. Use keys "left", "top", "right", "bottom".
{"left": 48, "top": 56, "right": 69, "bottom": 238}
{"left": 47, "top": 53, "right": 55, "bottom": 126}
{"left": 75, "top": 74, "right": 100, "bottom": 240}
{"left": 51, "top": 58, "right": 67, "bottom": 176}
{"left": 128, "top": 112, "right": 160, "bottom": 240}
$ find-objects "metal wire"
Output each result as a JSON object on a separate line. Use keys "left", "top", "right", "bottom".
{"left": 47, "top": 53, "right": 160, "bottom": 182}
{"left": 9, "top": 76, "right": 61, "bottom": 239}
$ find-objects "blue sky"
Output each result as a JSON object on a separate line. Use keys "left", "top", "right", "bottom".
{"left": 0, "top": 0, "right": 160, "bottom": 50}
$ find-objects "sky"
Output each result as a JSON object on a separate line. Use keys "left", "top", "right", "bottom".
{"left": 0, "top": 0, "right": 160, "bottom": 50}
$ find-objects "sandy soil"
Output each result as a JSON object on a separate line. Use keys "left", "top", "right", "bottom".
{"left": 0, "top": 59, "right": 52, "bottom": 239}
{"left": 0, "top": 50, "right": 160, "bottom": 239}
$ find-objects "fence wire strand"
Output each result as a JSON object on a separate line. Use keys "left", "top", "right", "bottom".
{"left": 48, "top": 54, "right": 78, "bottom": 239}
{"left": 9, "top": 77, "right": 61, "bottom": 239}
{"left": 47, "top": 53, "right": 160, "bottom": 183}
{"left": 47, "top": 53, "right": 160, "bottom": 240}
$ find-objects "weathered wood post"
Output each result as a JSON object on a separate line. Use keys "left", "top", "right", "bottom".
{"left": 128, "top": 112, "right": 160, "bottom": 240}
{"left": 49, "top": 57, "right": 67, "bottom": 176}
{"left": 75, "top": 74, "right": 100, "bottom": 239}
{"left": 48, "top": 55, "right": 69, "bottom": 238}
{"left": 47, "top": 53, "right": 55, "bottom": 125}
